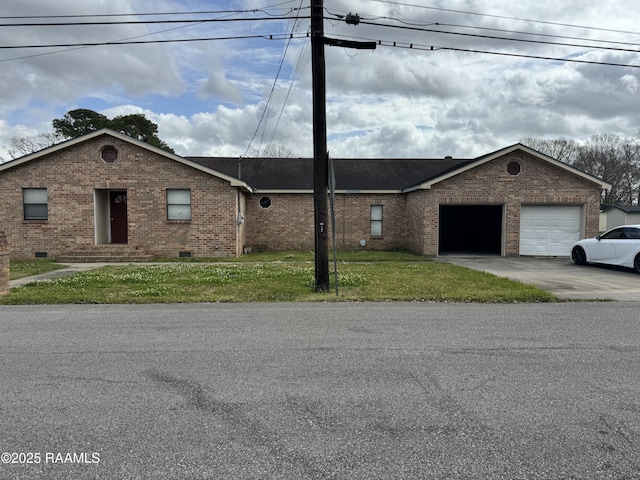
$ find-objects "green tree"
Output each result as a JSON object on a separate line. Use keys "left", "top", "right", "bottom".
{"left": 52, "top": 108, "right": 174, "bottom": 153}
{"left": 52, "top": 109, "right": 109, "bottom": 138}
{"left": 108, "top": 113, "right": 173, "bottom": 152}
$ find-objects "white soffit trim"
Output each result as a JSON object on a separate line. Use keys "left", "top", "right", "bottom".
{"left": 403, "top": 144, "right": 612, "bottom": 192}
{"left": 253, "top": 189, "right": 402, "bottom": 194}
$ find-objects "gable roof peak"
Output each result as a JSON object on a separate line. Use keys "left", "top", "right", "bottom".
{"left": 0, "top": 128, "right": 252, "bottom": 191}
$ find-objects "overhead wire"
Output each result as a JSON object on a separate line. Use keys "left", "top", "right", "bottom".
{"left": 3, "top": 4, "right": 637, "bottom": 60}
{"left": 2, "top": 2, "right": 640, "bottom": 159}
{"left": 0, "top": 6, "right": 308, "bottom": 63}
{"left": 0, "top": 2, "right": 305, "bottom": 20}
{"left": 365, "top": 0, "right": 640, "bottom": 37}
{"left": 0, "top": 15, "right": 305, "bottom": 28}
{"left": 320, "top": 6, "right": 640, "bottom": 69}
{"left": 243, "top": 0, "right": 308, "bottom": 157}
{"left": 0, "top": 10, "right": 240, "bottom": 63}
{"left": 264, "top": 1, "right": 311, "bottom": 153}
{"left": 324, "top": 29, "right": 640, "bottom": 68}
{"left": 353, "top": 18, "right": 640, "bottom": 56}
{"left": 267, "top": 28, "right": 310, "bottom": 149}
{"left": 325, "top": 32, "right": 640, "bottom": 68}
{"left": 0, "top": 33, "right": 310, "bottom": 50}
{"left": 433, "top": 23, "right": 640, "bottom": 48}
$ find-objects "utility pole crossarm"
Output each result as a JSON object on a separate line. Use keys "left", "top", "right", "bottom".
{"left": 323, "top": 37, "right": 377, "bottom": 50}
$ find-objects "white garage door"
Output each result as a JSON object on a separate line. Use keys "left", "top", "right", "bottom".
{"left": 520, "top": 206, "right": 582, "bottom": 256}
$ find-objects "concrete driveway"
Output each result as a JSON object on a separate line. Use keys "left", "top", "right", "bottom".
{"left": 437, "top": 255, "right": 640, "bottom": 301}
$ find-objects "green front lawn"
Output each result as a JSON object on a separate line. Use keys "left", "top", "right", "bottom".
{"left": 1, "top": 252, "right": 556, "bottom": 304}
{"left": 9, "top": 259, "right": 66, "bottom": 280}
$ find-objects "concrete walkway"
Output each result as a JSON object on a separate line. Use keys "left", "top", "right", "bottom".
{"left": 9, "top": 263, "right": 134, "bottom": 288}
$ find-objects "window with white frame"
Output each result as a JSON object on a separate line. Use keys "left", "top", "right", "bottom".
{"left": 167, "top": 189, "right": 191, "bottom": 220}
{"left": 371, "top": 204, "right": 383, "bottom": 237}
{"left": 23, "top": 188, "right": 48, "bottom": 220}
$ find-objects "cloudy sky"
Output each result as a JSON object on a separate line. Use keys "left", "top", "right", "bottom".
{"left": 1, "top": 0, "right": 640, "bottom": 161}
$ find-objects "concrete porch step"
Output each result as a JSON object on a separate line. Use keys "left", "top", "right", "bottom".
{"left": 57, "top": 245, "right": 154, "bottom": 263}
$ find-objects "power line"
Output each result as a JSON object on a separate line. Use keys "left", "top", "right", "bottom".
{"left": 410, "top": 44, "right": 640, "bottom": 68}
{"left": 355, "top": 19, "right": 640, "bottom": 56}
{"left": 0, "top": 8, "right": 294, "bottom": 63}
{"left": 0, "top": 15, "right": 306, "bottom": 27}
{"left": 10, "top": 16, "right": 634, "bottom": 56}
{"left": 435, "top": 23, "right": 640, "bottom": 48}
{"left": 0, "top": 33, "right": 310, "bottom": 50}
{"left": 0, "top": 1, "right": 304, "bottom": 20}
{"left": 366, "top": 0, "right": 640, "bottom": 37}
{"left": 0, "top": 9, "right": 265, "bottom": 19}
{"left": 267, "top": 35, "right": 310, "bottom": 149}
{"left": 328, "top": 33, "right": 640, "bottom": 68}
{"left": 326, "top": 8, "right": 640, "bottom": 49}
{"left": 3, "top": 13, "right": 637, "bottom": 69}
{"left": 244, "top": 2, "right": 308, "bottom": 157}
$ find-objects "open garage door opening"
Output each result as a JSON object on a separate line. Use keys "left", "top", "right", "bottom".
{"left": 439, "top": 205, "right": 503, "bottom": 255}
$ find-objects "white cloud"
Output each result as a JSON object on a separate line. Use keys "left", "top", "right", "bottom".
{"left": 2, "top": 0, "right": 640, "bottom": 161}
{"left": 620, "top": 74, "right": 639, "bottom": 94}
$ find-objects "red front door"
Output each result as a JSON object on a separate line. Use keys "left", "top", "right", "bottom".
{"left": 110, "top": 191, "right": 128, "bottom": 244}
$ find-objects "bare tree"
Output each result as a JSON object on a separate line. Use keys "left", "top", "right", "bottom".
{"left": 574, "top": 134, "right": 640, "bottom": 205}
{"left": 248, "top": 144, "right": 297, "bottom": 158}
{"left": 522, "top": 134, "right": 640, "bottom": 205}
{"left": 520, "top": 137, "right": 578, "bottom": 164}
{"left": 7, "top": 132, "right": 62, "bottom": 159}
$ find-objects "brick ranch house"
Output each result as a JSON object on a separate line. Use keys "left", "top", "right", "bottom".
{"left": 0, "top": 129, "right": 610, "bottom": 261}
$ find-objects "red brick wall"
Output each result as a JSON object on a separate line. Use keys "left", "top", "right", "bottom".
{"left": 243, "top": 152, "right": 602, "bottom": 256}
{"left": 332, "top": 193, "right": 407, "bottom": 251}
{"left": 244, "top": 192, "right": 408, "bottom": 251}
{"left": 244, "top": 194, "right": 314, "bottom": 251}
{"left": 0, "top": 143, "right": 603, "bottom": 259}
{"left": 0, "top": 135, "right": 242, "bottom": 259}
{"left": 414, "top": 151, "right": 602, "bottom": 256}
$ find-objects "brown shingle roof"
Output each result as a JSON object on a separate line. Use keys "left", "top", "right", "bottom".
{"left": 186, "top": 157, "right": 475, "bottom": 190}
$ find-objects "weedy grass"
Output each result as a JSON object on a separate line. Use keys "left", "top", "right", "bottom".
{"left": 157, "top": 250, "right": 432, "bottom": 263}
{"left": 9, "top": 259, "right": 66, "bottom": 280}
{"left": 1, "top": 252, "right": 557, "bottom": 304}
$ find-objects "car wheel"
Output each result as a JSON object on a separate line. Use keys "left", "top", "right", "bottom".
{"left": 634, "top": 254, "right": 640, "bottom": 274}
{"left": 572, "top": 246, "right": 587, "bottom": 265}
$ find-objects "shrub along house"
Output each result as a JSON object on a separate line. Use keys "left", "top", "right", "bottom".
{"left": 0, "top": 128, "right": 609, "bottom": 260}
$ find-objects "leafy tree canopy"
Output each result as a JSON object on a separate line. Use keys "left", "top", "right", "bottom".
{"left": 52, "top": 108, "right": 174, "bottom": 153}
{"left": 52, "top": 109, "right": 109, "bottom": 138}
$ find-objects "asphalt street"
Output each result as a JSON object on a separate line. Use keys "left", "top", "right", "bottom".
{"left": 0, "top": 302, "right": 639, "bottom": 479}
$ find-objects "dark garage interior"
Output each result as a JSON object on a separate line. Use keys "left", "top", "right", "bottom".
{"left": 439, "top": 205, "right": 503, "bottom": 255}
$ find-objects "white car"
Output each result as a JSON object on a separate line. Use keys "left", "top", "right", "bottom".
{"left": 571, "top": 225, "right": 640, "bottom": 273}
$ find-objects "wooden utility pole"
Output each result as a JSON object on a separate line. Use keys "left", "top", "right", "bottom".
{"left": 311, "top": 0, "right": 329, "bottom": 291}
{"left": 310, "top": 2, "right": 375, "bottom": 292}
